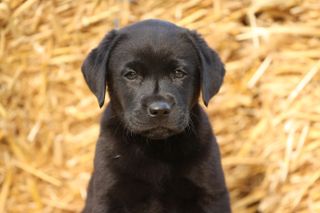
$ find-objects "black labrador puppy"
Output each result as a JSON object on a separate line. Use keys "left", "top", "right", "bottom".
{"left": 81, "top": 19, "right": 230, "bottom": 213}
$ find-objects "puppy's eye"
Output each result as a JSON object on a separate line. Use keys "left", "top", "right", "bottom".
{"left": 173, "top": 69, "right": 186, "bottom": 79}
{"left": 124, "top": 69, "right": 137, "bottom": 80}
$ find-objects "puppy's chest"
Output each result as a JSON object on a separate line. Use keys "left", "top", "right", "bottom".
{"left": 110, "top": 150, "right": 199, "bottom": 186}
{"left": 108, "top": 156, "right": 206, "bottom": 213}
{"left": 108, "top": 174, "right": 206, "bottom": 213}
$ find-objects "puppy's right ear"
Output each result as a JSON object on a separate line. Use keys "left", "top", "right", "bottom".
{"left": 81, "top": 30, "right": 119, "bottom": 108}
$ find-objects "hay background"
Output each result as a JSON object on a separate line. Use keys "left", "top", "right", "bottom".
{"left": 0, "top": 0, "right": 320, "bottom": 212}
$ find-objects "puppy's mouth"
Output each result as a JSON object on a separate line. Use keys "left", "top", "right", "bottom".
{"left": 141, "top": 127, "right": 175, "bottom": 140}
{"left": 124, "top": 113, "right": 189, "bottom": 140}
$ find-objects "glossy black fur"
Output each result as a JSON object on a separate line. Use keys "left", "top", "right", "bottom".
{"left": 81, "top": 19, "right": 231, "bottom": 213}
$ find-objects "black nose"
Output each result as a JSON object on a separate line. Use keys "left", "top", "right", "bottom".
{"left": 147, "top": 101, "right": 172, "bottom": 117}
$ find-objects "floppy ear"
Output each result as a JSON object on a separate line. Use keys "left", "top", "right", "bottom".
{"left": 186, "top": 31, "right": 225, "bottom": 106}
{"left": 81, "top": 30, "right": 119, "bottom": 108}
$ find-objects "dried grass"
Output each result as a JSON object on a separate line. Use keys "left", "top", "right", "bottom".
{"left": 1, "top": 0, "right": 320, "bottom": 212}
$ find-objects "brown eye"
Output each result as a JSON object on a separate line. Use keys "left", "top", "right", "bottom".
{"left": 124, "top": 69, "right": 137, "bottom": 80}
{"left": 173, "top": 69, "right": 186, "bottom": 79}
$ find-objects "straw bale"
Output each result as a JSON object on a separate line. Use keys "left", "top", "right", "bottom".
{"left": 0, "top": 0, "right": 319, "bottom": 212}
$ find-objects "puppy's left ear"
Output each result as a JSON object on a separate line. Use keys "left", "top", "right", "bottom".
{"left": 186, "top": 31, "right": 225, "bottom": 106}
{"left": 81, "top": 30, "right": 119, "bottom": 108}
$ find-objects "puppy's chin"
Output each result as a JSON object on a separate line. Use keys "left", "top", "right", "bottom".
{"left": 122, "top": 113, "right": 190, "bottom": 140}
{"left": 141, "top": 128, "right": 176, "bottom": 140}
{"left": 123, "top": 119, "right": 186, "bottom": 140}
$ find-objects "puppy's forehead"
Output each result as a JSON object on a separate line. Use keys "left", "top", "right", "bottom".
{"left": 113, "top": 20, "right": 197, "bottom": 61}
{"left": 121, "top": 19, "right": 183, "bottom": 40}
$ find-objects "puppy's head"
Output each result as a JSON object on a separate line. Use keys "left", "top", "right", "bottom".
{"left": 82, "top": 20, "right": 225, "bottom": 140}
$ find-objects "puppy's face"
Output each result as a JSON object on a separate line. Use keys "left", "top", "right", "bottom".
{"left": 108, "top": 31, "right": 200, "bottom": 139}
{"left": 82, "top": 20, "right": 225, "bottom": 140}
